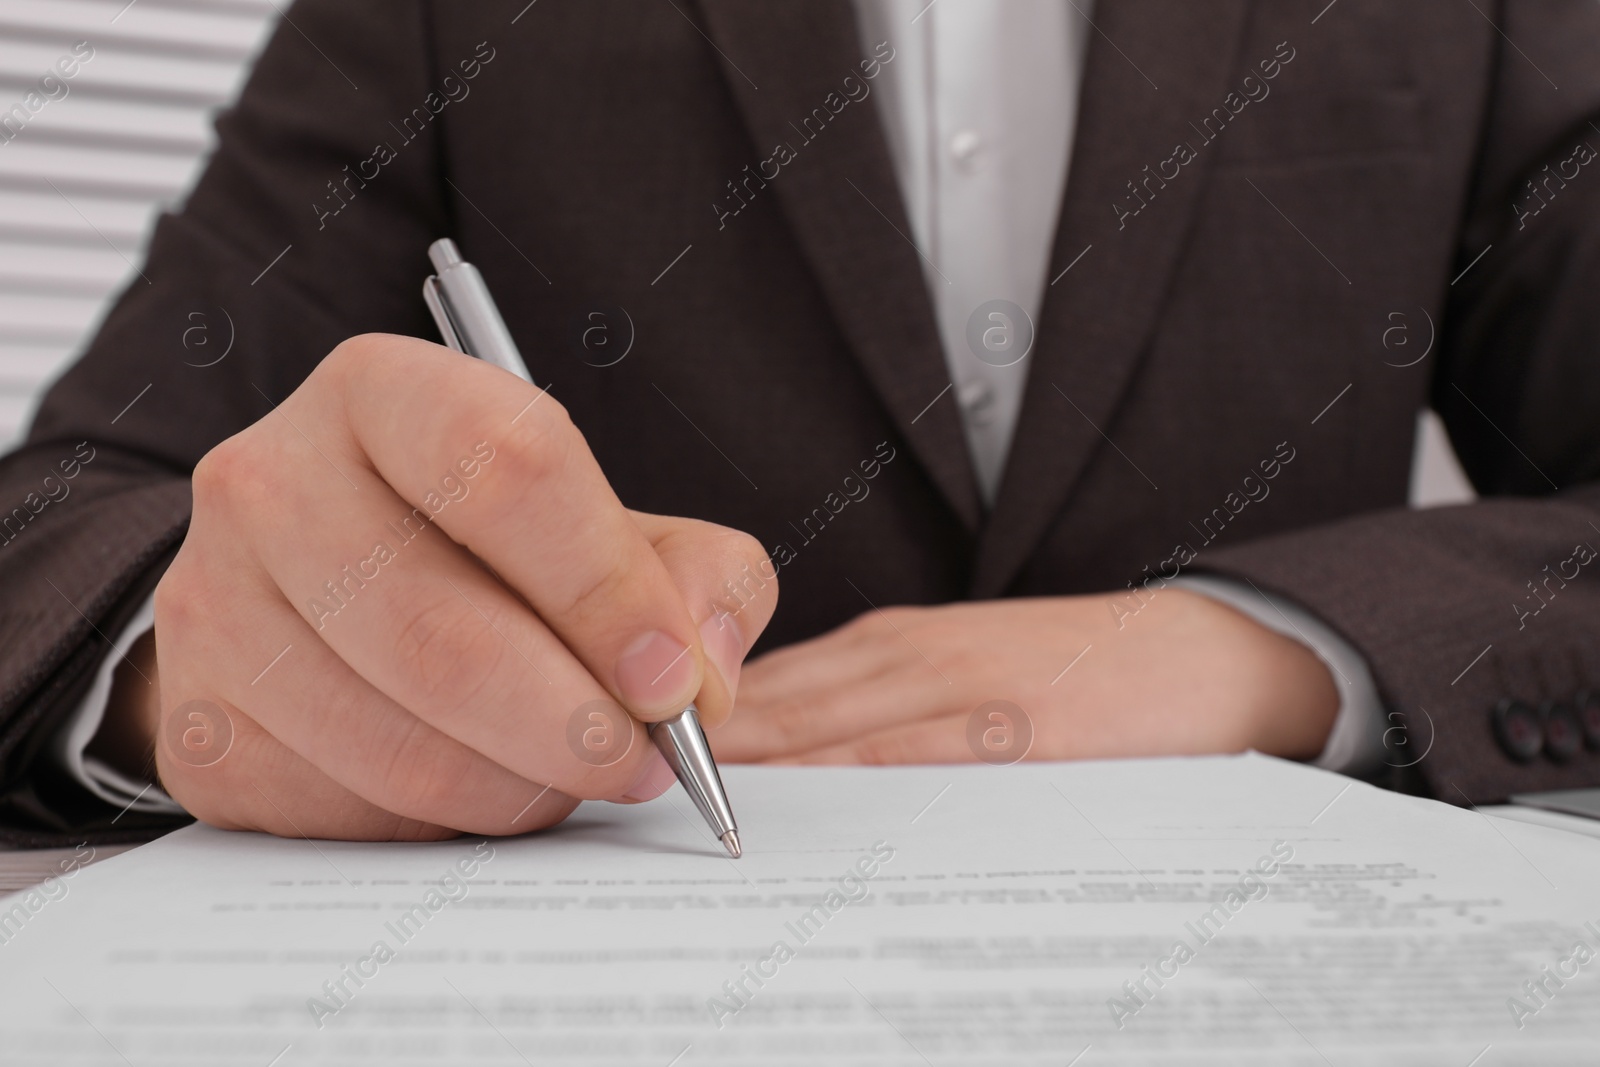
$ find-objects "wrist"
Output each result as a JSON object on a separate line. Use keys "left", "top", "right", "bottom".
{"left": 1155, "top": 588, "right": 1340, "bottom": 759}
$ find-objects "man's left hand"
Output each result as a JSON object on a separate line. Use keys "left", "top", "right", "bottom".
{"left": 711, "top": 589, "right": 1340, "bottom": 766}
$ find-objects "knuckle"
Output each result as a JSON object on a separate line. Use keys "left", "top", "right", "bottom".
{"left": 322, "top": 332, "right": 433, "bottom": 411}
{"left": 724, "top": 531, "right": 778, "bottom": 623}
{"left": 846, "top": 605, "right": 898, "bottom": 642}
{"left": 651, "top": 520, "right": 778, "bottom": 625}
{"left": 558, "top": 556, "right": 634, "bottom": 627}
{"left": 491, "top": 399, "right": 580, "bottom": 495}
{"left": 877, "top": 604, "right": 916, "bottom": 629}
{"left": 189, "top": 435, "right": 247, "bottom": 513}
{"left": 939, "top": 641, "right": 978, "bottom": 678}
{"left": 719, "top": 529, "right": 774, "bottom": 583}
{"left": 390, "top": 596, "right": 510, "bottom": 717}
{"left": 153, "top": 742, "right": 245, "bottom": 830}
{"left": 324, "top": 332, "right": 393, "bottom": 378}
{"left": 192, "top": 429, "right": 283, "bottom": 527}
{"left": 378, "top": 722, "right": 476, "bottom": 817}
{"left": 851, "top": 733, "right": 908, "bottom": 766}
{"left": 760, "top": 700, "right": 817, "bottom": 754}
{"left": 153, "top": 560, "right": 200, "bottom": 637}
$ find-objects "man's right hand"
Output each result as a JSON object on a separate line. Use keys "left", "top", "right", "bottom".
{"left": 132, "top": 334, "right": 776, "bottom": 840}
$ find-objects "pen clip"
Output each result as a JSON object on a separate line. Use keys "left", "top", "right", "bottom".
{"left": 422, "top": 275, "right": 468, "bottom": 355}
{"left": 423, "top": 238, "right": 532, "bottom": 382}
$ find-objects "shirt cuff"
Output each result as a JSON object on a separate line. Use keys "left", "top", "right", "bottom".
{"left": 47, "top": 591, "right": 186, "bottom": 815}
{"left": 1174, "top": 574, "right": 1388, "bottom": 777}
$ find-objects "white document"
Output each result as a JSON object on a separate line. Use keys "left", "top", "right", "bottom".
{"left": 2, "top": 754, "right": 1599, "bottom": 1065}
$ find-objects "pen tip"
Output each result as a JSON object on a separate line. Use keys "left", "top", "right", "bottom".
{"left": 721, "top": 830, "right": 741, "bottom": 859}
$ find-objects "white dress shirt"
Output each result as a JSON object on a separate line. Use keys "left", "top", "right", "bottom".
{"left": 49, "top": 1, "right": 1386, "bottom": 806}
{"left": 852, "top": 0, "right": 1083, "bottom": 505}
{"left": 51, "top": 594, "right": 185, "bottom": 815}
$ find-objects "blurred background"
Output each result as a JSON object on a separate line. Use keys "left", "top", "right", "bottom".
{"left": 0, "top": 0, "right": 1477, "bottom": 507}
{"left": 0, "top": 0, "right": 272, "bottom": 442}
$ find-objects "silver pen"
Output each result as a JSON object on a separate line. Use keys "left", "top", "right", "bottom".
{"left": 422, "top": 238, "right": 742, "bottom": 859}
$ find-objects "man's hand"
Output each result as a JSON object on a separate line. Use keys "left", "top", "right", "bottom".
{"left": 710, "top": 589, "right": 1337, "bottom": 765}
{"left": 123, "top": 334, "right": 776, "bottom": 840}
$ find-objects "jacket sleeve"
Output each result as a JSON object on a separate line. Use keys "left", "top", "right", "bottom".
{"left": 1195, "top": 4, "right": 1600, "bottom": 804}
{"left": 0, "top": 0, "right": 448, "bottom": 845}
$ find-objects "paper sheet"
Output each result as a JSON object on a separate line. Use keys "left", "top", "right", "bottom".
{"left": 2, "top": 754, "right": 1599, "bottom": 1064}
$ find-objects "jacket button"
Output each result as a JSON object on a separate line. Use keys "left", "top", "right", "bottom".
{"left": 1578, "top": 690, "right": 1600, "bottom": 750}
{"left": 1540, "top": 701, "right": 1582, "bottom": 763}
{"left": 1491, "top": 699, "right": 1543, "bottom": 763}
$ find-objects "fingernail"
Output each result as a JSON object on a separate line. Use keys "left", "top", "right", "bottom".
{"left": 615, "top": 630, "right": 698, "bottom": 714}
{"left": 700, "top": 611, "right": 745, "bottom": 697}
{"left": 621, "top": 750, "right": 677, "bottom": 802}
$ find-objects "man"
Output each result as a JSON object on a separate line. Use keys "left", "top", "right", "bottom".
{"left": 1, "top": 0, "right": 1597, "bottom": 845}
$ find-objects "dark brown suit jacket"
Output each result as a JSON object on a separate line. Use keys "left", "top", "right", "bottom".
{"left": 3, "top": 0, "right": 1599, "bottom": 845}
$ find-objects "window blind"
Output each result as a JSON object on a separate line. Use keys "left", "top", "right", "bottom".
{"left": 0, "top": 0, "right": 275, "bottom": 446}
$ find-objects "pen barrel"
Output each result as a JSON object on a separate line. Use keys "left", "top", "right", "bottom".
{"left": 648, "top": 706, "right": 738, "bottom": 840}
{"left": 427, "top": 238, "right": 531, "bottom": 383}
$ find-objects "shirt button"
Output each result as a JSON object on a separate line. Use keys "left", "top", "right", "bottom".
{"left": 957, "top": 379, "right": 994, "bottom": 423}
{"left": 948, "top": 129, "right": 982, "bottom": 168}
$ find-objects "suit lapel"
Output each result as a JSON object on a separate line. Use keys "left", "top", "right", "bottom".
{"left": 694, "top": 0, "right": 983, "bottom": 532}
{"left": 972, "top": 0, "right": 1255, "bottom": 597}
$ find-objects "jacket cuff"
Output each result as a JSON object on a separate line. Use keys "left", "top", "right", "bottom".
{"left": 1189, "top": 495, "right": 1600, "bottom": 804}
{"left": 0, "top": 472, "right": 195, "bottom": 845}
{"left": 45, "top": 591, "right": 184, "bottom": 817}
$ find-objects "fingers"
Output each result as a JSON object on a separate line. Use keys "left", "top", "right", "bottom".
{"left": 153, "top": 682, "right": 582, "bottom": 840}
{"left": 226, "top": 459, "right": 656, "bottom": 801}
{"left": 154, "top": 541, "right": 597, "bottom": 834}
{"left": 152, "top": 688, "right": 464, "bottom": 842}
{"left": 723, "top": 609, "right": 892, "bottom": 702}
{"left": 712, "top": 614, "right": 945, "bottom": 759}
{"left": 322, "top": 335, "right": 712, "bottom": 723}
{"left": 227, "top": 449, "right": 769, "bottom": 799}
{"left": 158, "top": 565, "right": 595, "bottom": 835}
{"left": 630, "top": 511, "right": 778, "bottom": 727}
{"left": 714, "top": 665, "right": 944, "bottom": 761}
{"left": 765, "top": 710, "right": 979, "bottom": 766}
